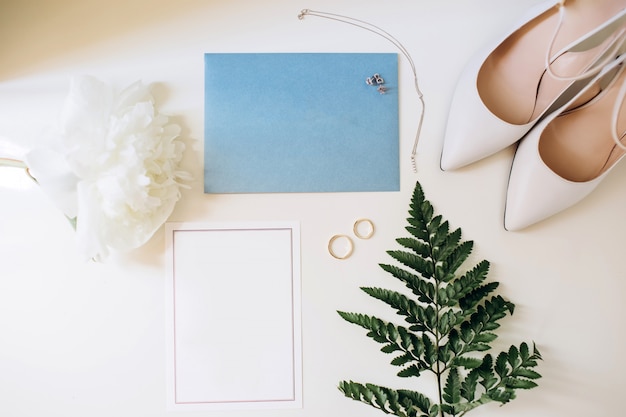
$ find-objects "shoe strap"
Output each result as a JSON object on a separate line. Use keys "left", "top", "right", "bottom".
{"left": 611, "top": 62, "right": 626, "bottom": 150}
{"left": 545, "top": 2, "right": 626, "bottom": 82}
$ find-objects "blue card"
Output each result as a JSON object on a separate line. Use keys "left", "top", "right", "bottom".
{"left": 204, "top": 53, "right": 399, "bottom": 193}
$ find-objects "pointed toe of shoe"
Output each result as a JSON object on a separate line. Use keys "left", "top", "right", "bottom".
{"left": 441, "top": 52, "right": 535, "bottom": 171}
{"left": 504, "top": 130, "right": 565, "bottom": 231}
{"left": 504, "top": 124, "right": 602, "bottom": 231}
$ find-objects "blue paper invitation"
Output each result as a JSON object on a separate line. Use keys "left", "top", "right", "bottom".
{"left": 204, "top": 53, "right": 399, "bottom": 193}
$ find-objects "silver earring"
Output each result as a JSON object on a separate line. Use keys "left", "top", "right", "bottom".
{"left": 366, "top": 73, "right": 387, "bottom": 94}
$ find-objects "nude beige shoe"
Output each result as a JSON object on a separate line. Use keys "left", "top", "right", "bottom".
{"left": 441, "top": 0, "right": 626, "bottom": 171}
{"left": 504, "top": 52, "right": 626, "bottom": 230}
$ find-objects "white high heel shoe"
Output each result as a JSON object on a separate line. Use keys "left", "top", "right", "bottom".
{"left": 441, "top": 0, "right": 626, "bottom": 171}
{"left": 504, "top": 52, "right": 626, "bottom": 231}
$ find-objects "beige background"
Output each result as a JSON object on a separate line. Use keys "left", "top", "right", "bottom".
{"left": 1, "top": 0, "right": 625, "bottom": 416}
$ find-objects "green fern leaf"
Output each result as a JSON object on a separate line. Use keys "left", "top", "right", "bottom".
{"left": 519, "top": 341, "right": 531, "bottom": 360}
{"left": 360, "top": 287, "right": 426, "bottom": 328}
{"left": 409, "top": 182, "right": 432, "bottom": 217}
{"left": 495, "top": 351, "right": 510, "bottom": 378}
{"left": 443, "top": 260, "right": 490, "bottom": 307}
{"left": 466, "top": 342, "right": 491, "bottom": 352}
{"left": 406, "top": 224, "right": 430, "bottom": 242}
{"left": 434, "top": 264, "right": 450, "bottom": 283}
{"left": 338, "top": 380, "right": 361, "bottom": 401}
{"left": 459, "top": 281, "right": 500, "bottom": 311}
{"left": 379, "top": 263, "right": 435, "bottom": 304}
{"left": 431, "top": 218, "right": 450, "bottom": 248}
{"left": 476, "top": 354, "right": 499, "bottom": 391}
{"left": 459, "top": 321, "right": 474, "bottom": 343}
{"left": 466, "top": 295, "right": 515, "bottom": 338}
{"left": 480, "top": 375, "right": 499, "bottom": 392}
{"left": 439, "top": 233, "right": 470, "bottom": 271}
{"left": 387, "top": 322, "right": 400, "bottom": 341}
{"left": 396, "top": 237, "right": 431, "bottom": 258}
{"left": 519, "top": 342, "right": 542, "bottom": 366}
{"left": 437, "top": 344, "right": 452, "bottom": 364}
{"left": 486, "top": 295, "right": 515, "bottom": 319}
{"left": 452, "top": 356, "right": 483, "bottom": 370}
{"left": 370, "top": 383, "right": 389, "bottom": 412}
{"left": 339, "top": 381, "right": 432, "bottom": 417}
{"left": 439, "top": 404, "right": 457, "bottom": 415}
{"left": 422, "top": 334, "right": 437, "bottom": 365}
{"left": 443, "top": 367, "right": 461, "bottom": 405}
{"left": 386, "top": 389, "right": 401, "bottom": 410}
{"left": 488, "top": 387, "right": 515, "bottom": 404}
{"left": 460, "top": 368, "right": 479, "bottom": 401}
{"left": 396, "top": 389, "right": 432, "bottom": 415}
{"left": 387, "top": 250, "right": 435, "bottom": 279}
{"left": 503, "top": 377, "right": 539, "bottom": 390}
{"left": 337, "top": 312, "right": 385, "bottom": 344}
{"left": 426, "top": 214, "right": 443, "bottom": 236}
{"left": 428, "top": 404, "right": 440, "bottom": 417}
{"left": 513, "top": 368, "right": 542, "bottom": 380}
{"left": 337, "top": 181, "right": 542, "bottom": 417}
{"left": 437, "top": 309, "right": 451, "bottom": 335}
{"left": 431, "top": 227, "right": 461, "bottom": 262}
{"left": 381, "top": 343, "right": 403, "bottom": 354}
{"left": 447, "top": 329, "right": 463, "bottom": 354}
{"left": 391, "top": 352, "right": 414, "bottom": 367}
{"left": 508, "top": 345, "right": 521, "bottom": 368}
{"left": 397, "top": 364, "right": 421, "bottom": 378}
{"left": 338, "top": 311, "right": 432, "bottom": 372}
{"left": 416, "top": 199, "right": 434, "bottom": 222}
{"left": 473, "top": 332, "right": 497, "bottom": 343}
{"left": 495, "top": 342, "right": 543, "bottom": 387}
{"left": 398, "top": 327, "right": 421, "bottom": 351}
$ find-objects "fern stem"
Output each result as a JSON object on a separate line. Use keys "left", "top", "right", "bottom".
{"left": 435, "top": 314, "right": 444, "bottom": 417}
{"left": 430, "top": 252, "right": 445, "bottom": 416}
{"left": 436, "top": 368, "right": 444, "bottom": 417}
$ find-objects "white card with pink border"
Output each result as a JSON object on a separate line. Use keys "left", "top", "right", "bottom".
{"left": 165, "top": 221, "right": 302, "bottom": 411}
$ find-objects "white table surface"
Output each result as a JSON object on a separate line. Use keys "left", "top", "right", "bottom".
{"left": 1, "top": 0, "right": 625, "bottom": 416}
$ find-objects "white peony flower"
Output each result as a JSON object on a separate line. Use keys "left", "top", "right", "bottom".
{"left": 25, "top": 75, "right": 191, "bottom": 261}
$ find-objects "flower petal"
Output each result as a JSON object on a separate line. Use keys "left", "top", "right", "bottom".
{"left": 27, "top": 75, "right": 191, "bottom": 261}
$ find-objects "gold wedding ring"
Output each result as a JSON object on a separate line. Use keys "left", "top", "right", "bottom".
{"left": 328, "top": 234, "right": 354, "bottom": 260}
{"left": 353, "top": 218, "right": 375, "bottom": 239}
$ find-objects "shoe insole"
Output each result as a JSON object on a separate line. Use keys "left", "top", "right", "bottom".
{"left": 539, "top": 64, "right": 626, "bottom": 182}
{"left": 478, "top": 4, "right": 624, "bottom": 126}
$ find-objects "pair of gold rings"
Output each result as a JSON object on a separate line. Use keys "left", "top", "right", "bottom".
{"left": 328, "top": 218, "right": 375, "bottom": 260}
